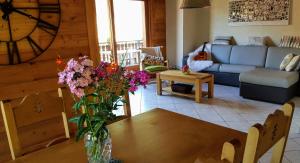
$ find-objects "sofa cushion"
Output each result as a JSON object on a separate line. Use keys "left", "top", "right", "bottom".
{"left": 203, "top": 63, "right": 220, "bottom": 72}
{"left": 219, "top": 64, "right": 256, "bottom": 73}
{"left": 211, "top": 45, "right": 232, "bottom": 64}
{"left": 230, "top": 46, "right": 268, "bottom": 67}
{"left": 239, "top": 68, "right": 299, "bottom": 88}
{"left": 145, "top": 65, "right": 168, "bottom": 73}
{"left": 286, "top": 55, "right": 300, "bottom": 72}
{"left": 280, "top": 53, "right": 294, "bottom": 70}
{"left": 266, "top": 47, "right": 300, "bottom": 69}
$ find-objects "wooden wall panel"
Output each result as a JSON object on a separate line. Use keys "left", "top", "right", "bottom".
{"left": 146, "top": 0, "right": 167, "bottom": 58}
{"left": 0, "top": 0, "right": 90, "bottom": 160}
{"left": 0, "top": 0, "right": 166, "bottom": 161}
{"left": 0, "top": 0, "right": 91, "bottom": 100}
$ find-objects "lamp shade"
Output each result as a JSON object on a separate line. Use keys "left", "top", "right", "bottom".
{"left": 180, "top": 0, "right": 210, "bottom": 9}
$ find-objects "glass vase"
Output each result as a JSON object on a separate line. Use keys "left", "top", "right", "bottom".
{"left": 84, "top": 132, "right": 112, "bottom": 163}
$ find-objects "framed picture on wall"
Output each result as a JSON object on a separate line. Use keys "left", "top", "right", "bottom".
{"left": 228, "top": 0, "right": 291, "bottom": 26}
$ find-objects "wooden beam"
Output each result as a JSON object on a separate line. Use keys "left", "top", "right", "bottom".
{"left": 85, "top": 0, "right": 100, "bottom": 65}
{"left": 123, "top": 93, "right": 131, "bottom": 117}
{"left": 144, "top": 0, "right": 167, "bottom": 58}
{"left": 0, "top": 78, "right": 59, "bottom": 101}
{"left": 108, "top": 0, "right": 118, "bottom": 63}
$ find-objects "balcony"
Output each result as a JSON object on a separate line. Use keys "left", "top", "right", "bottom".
{"left": 99, "top": 40, "right": 144, "bottom": 66}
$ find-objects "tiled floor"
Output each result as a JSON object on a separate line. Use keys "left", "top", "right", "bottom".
{"left": 126, "top": 83, "right": 300, "bottom": 163}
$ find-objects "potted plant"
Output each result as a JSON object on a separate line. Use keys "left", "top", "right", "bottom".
{"left": 57, "top": 56, "right": 149, "bottom": 163}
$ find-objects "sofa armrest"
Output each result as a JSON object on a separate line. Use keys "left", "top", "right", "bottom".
{"left": 298, "top": 72, "right": 300, "bottom": 96}
{"left": 164, "top": 60, "right": 169, "bottom": 69}
{"left": 182, "top": 55, "right": 189, "bottom": 67}
{"left": 140, "top": 62, "right": 145, "bottom": 71}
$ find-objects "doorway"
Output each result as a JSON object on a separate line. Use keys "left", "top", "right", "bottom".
{"left": 95, "top": 0, "right": 146, "bottom": 67}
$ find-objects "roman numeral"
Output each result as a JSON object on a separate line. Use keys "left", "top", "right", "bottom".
{"left": 7, "top": 42, "right": 21, "bottom": 65}
{"left": 39, "top": 4, "right": 60, "bottom": 13}
{"left": 37, "top": 20, "right": 59, "bottom": 36}
{"left": 27, "top": 36, "right": 44, "bottom": 56}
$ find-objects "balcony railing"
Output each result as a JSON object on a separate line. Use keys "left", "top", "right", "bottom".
{"left": 99, "top": 40, "right": 144, "bottom": 66}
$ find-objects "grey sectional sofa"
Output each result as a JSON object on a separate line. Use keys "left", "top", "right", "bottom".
{"left": 182, "top": 45, "right": 300, "bottom": 104}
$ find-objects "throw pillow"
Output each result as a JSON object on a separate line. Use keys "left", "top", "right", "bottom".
{"left": 142, "top": 55, "right": 164, "bottom": 66}
{"left": 213, "top": 40, "right": 230, "bottom": 45}
{"left": 295, "top": 62, "right": 300, "bottom": 71}
{"left": 213, "top": 36, "right": 232, "bottom": 45}
{"left": 248, "top": 36, "right": 266, "bottom": 46}
{"left": 140, "top": 47, "right": 162, "bottom": 57}
{"left": 286, "top": 55, "right": 300, "bottom": 71}
{"left": 145, "top": 65, "right": 167, "bottom": 73}
{"left": 280, "top": 53, "right": 294, "bottom": 70}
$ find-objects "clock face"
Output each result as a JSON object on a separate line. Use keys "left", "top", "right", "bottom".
{"left": 0, "top": 0, "right": 60, "bottom": 65}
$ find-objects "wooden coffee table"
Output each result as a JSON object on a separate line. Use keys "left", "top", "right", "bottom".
{"left": 156, "top": 70, "right": 214, "bottom": 103}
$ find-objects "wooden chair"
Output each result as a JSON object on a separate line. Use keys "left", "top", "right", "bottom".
{"left": 221, "top": 102, "right": 295, "bottom": 163}
{"left": 139, "top": 46, "right": 169, "bottom": 75}
{"left": 0, "top": 88, "right": 70, "bottom": 160}
{"left": 0, "top": 111, "right": 11, "bottom": 162}
{"left": 107, "top": 92, "right": 132, "bottom": 124}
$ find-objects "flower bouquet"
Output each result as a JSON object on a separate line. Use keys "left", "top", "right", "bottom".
{"left": 58, "top": 56, "right": 149, "bottom": 163}
{"left": 182, "top": 65, "right": 190, "bottom": 75}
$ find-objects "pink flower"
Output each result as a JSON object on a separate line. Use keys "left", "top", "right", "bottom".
{"left": 58, "top": 71, "right": 67, "bottom": 84}
{"left": 80, "top": 57, "right": 93, "bottom": 67}
{"left": 133, "top": 71, "right": 150, "bottom": 86}
{"left": 97, "top": 71, "right": 106, "bottom": 78}
{"left": 66, "top": 59, "right": 78, "bottom": 71}
{"left": 129, "top": 86, "right": 138, "bottom": 92}
{"left": 73, "top": 64, "right": 84, "bottom": 73}
{"left": 58, "top": 56, "right": 150, "bottom": 98}
{"left": 77, "top": 77, "right": 89, "bottom": 87}
{"left": 66, "top": 71, "right": 75, "bottom": 83}
{"left": 73, "top": 88, "right": 85, "bottom": 98}
{"left": 57, "top": 56, "right": 98, "bottom": 98}
{"left": 82, "top": 69, "right": 92, "bottom": 79}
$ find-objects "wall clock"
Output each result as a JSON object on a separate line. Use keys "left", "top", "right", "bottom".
{"left": 0, "top": 0, "right": 61, "bottom": 65}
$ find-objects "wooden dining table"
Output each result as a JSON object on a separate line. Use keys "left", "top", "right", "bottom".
{"left": 7, "top": 109, "right": 247, "bottom": 163}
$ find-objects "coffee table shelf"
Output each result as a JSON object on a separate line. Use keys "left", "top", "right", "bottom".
{"left": 162, "top": 86, "right": 208, "bottom": 99}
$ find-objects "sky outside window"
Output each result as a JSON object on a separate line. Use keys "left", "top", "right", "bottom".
{"left": 96, "top": 0, "right": 145, "bottom": 43}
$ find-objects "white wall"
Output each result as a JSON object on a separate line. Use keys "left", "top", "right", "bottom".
{"left": 210, "top": 0, "right": 300, "bottom": 46}
{"left": 166, "top": 0, "right": 182, "bottom": 67}
{"left": 166, "top": 0, "right": 210, "bottom": 68}
{"left": 166, "top": 0, "right": 300, "bottom": 67}
{"left": 183, "top": 8, "right": 210, "bottom": 54}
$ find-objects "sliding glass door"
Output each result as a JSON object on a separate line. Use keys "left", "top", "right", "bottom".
{"left": 96, "top": 0, "right": 146, "bottom": 67}
{"left": 96, "top": 0, "right": 113, "bottom": 63}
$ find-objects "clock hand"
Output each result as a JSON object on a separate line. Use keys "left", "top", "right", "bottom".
{"left": 13, "top": 4, "right": 60, "bottom": 14}
{"left": 2, "top": 14, "right": 8, "bottom": 20}
{"left": 7, "top": 14, "right": 13, "bottom": 41}
{"left": 1, "top": 0, "right": 13, "bottom": 21}
{"left": 6, "top": 0, "right": 13, "bottom": 4}
{"left": 12, "top": 8, "right": 57, "bottom": 29}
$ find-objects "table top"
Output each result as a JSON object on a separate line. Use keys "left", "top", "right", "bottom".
{"left": 8, "top": 109, "right": 246, "bottom": 163}
{"left": 159, "top": 70, "right": 212, "bottom": 80}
